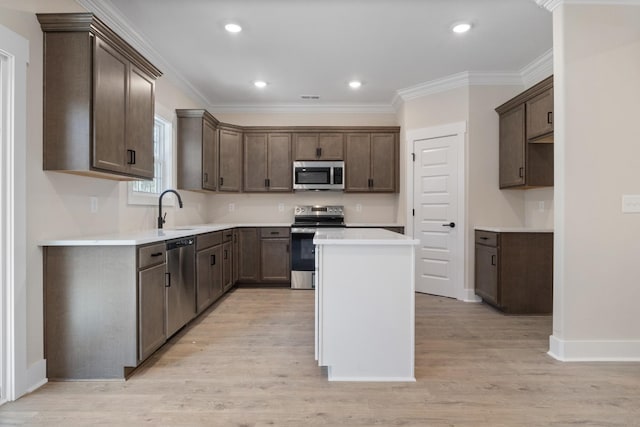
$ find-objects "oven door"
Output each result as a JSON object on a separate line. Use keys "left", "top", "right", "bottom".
{"left": 291, "top": 228, "right": 316, "bottom": 289}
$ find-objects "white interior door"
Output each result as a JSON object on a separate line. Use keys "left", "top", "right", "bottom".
{"left": 410, "top": 125, "right": 465, "bottom": 299}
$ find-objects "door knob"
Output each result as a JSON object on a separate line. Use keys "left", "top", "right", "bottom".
{"left": 442, "top": 222, "right": 456, "bottom": 228}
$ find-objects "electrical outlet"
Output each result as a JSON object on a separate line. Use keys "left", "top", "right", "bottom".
{"left": 90, "top": 196, "right": 98, "bottom": 213}
{"left": 356, "top": 203, "right": 362, "bottom": 212}
{"left": 278, "top": 203, "right": 284, "bottom": 212}
{"left": 228, "top": 203, "right": 235, "bottom": 212}
{"left": 622, "top": 195, "right": 640, "bottom": 213}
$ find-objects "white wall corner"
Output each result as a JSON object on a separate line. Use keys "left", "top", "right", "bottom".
{"left": 521, "top": 49, "right": 554, "bottom": 88}
{"left": 549, "top": 335, "right": 640, "bottom": 361}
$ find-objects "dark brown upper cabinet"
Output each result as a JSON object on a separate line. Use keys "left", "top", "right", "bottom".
{"left": 243, "top": 133, "right": 292, "bottom": 192}
{"left": 176, "top": 109, "right": 219, "bottom": 192}
{"left": 218, "top": 126, "right": 243, "bottom": 192}
{"left": 345, "top": 132, "right": 398, "bottom": 192}
{"left": 38, "top": 13, "right": 162, "bottom": 181}
{"left": 293, "top": 133, "right": 344, "bottom": 160}
{"left": 496, "top": 76, "right": 554, "bottom": 189}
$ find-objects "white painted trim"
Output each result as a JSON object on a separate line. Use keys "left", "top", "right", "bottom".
{"left": 405, "top": 121, "right": 467, "bottom": 301}
{"left": 459, "top": 288, "right": 482, "bottom": 303}
{"left": 396, "top": 72, "right": 523, "bottom": 103}
{"left": 207, "top": 103, "right": 396, "bottom": 115}
{"left": 0, "top": 24, "right": 32, "bottom": 402}
{"left": 520, "top": 49, "right": 554, "bottom": 89}
{"left": 549, "top": 335, "right": 640, "bottom": 361}
{"left": 535, "top": 0, "right": 640, "bottom": 12}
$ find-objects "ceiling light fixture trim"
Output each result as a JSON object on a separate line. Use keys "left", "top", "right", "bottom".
{"left": 254, "top": 80, "right": 268, "bottom": 88}
{"left": 349, "top": 80, "right": 362, "bottom": 89}
{"left": 452, "top": 22, "right": 472, "bottom": 33}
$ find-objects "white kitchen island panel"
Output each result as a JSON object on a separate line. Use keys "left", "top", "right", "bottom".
{"left": 314, "top": 228, "right": 418, "bottom": 381}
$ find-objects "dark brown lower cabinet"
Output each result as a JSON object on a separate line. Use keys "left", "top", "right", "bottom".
{"left": 475, "top": 230, "right": 553, "bottom": 314}
{"left": 236, "top": 228, "right": 260, "bottom": 283}
{"left": 236, "top": 227, "right": 291, "bottom": 285}
{"left": 196, "top": 232, "right": 223, "bottom": 313}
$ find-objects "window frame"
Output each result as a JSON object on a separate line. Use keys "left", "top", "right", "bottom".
{"left": 127, "top": 108, "right": 174, "bottom": 206}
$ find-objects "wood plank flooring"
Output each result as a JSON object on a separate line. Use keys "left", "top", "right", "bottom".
{"left": 1, "top": 288, "right": 639, "bottom": 426}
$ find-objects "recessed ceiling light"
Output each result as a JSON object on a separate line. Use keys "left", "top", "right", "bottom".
{"left": 225, "top": 23, "right": 242, "bottom": 33}
{"left": 349, "top": 80, "right": 362, "bottom": 89}
{"left": 452, "top": 23, "right": 472, "bottom": 34}
{"left": 254, "top": 80, "right": 267, "bottom": 88}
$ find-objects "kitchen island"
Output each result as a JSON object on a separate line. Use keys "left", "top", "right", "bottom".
{"left": 313, "top": 228, "right": 418, "bottom": 381}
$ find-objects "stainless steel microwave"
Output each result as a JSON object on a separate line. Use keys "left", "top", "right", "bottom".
{"left": 293, "top": 161, "right": 345, "bottom": 191}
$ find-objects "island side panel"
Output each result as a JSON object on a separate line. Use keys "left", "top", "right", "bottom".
{"left": 318, "top": 244, "right": 415, "bottom": 381}
{"left": 44, "top": 246, "right": 138, "bottom": 380}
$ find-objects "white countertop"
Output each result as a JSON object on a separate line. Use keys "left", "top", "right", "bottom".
{"left": 314, "top": 228, "right": 419, "bottom": 246}
{"left": 475, "top": 226, "right": 553, "bottom": 233}
{"left": 39, "top": 223, "right": 291, "bottom": 246}
{"left": 345, "top": 223, "right": 404, "bottom": 228}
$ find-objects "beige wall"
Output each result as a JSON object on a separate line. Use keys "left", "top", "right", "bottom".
{"left": 552, "top": 4, "right": 640, "bottom": 357}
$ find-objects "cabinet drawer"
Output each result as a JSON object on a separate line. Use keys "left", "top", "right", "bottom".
{"left": 197, "top": 231, "right": 222, "bottom": 251}
{"left": 138, "top": 243, "right": 166, "bottom": 269}
{"left": 222, "top": 229, "right": 234, "bottom": 243}
{"left": 260, "top": 227, "right": 291, "bottom": 238}
{"left": 475, "top": 230, "right": 498, "bottom": 247}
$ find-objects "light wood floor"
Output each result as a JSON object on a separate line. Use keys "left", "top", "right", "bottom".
{"left": 1, "top": 288, "right": 639, "bottom": 426}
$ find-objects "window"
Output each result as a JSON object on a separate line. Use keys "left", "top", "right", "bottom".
{"left": 128, "top": 115, "right": 173, "bottom": 205}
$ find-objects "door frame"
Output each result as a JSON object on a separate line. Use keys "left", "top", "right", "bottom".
{"left": 0, "top": 24, "right": 29, "bottom": 403}
{"left": 405, "top": 121, "right": 468, "bottom": 301}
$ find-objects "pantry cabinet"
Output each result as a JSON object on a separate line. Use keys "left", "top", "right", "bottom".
{"left": 345, "top": 133, "right": 397, "bottom": 192}
{"left": 38, "top": 13, "right": 162, "bottom": 180}
{"left": 496, "top": 76, "right": 554, "bottom": 189}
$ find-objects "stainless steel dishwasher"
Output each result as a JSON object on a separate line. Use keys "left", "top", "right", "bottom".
{"left": 165, "top": 236, "right": 196, "bottom": 337}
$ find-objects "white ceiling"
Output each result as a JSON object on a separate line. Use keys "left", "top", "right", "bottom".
{"left": 79, "top": 0, "right": 552, "bottom": 112}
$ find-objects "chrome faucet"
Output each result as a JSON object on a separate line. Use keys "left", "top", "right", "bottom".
{"left": 158, "top": 189, "right": 184, "bottom": 229}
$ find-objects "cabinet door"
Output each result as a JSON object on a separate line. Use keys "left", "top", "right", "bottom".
{"left": 499, "top": 104, "right": 526, "bottom": 188}
{"left": 370, "top": 133, "right": 396, "bottom": 192}
{"left": 126, "top": 64, "right": 155, "bottom": 179}
{"left": 318, "top": 133, "right": 344, "bottom": 160}
{"left": 210, "top": 245, "right": 223, "bottom": 302}
{"left": 345, "top": 133, "right": 372, "bottom": 192}
{"left": 93, "top": 37, "right": 128, "bottom": 174}
{"left": 202, "top": 121, "right": 217, "bottom": 191}
{"left": 475, "top": 245, "right": 499, "bottom": 307}
{"left": 293, "top": 134, "right": 319, "bottom": 160}
{"left": 232, "top": 229, "right": 240, "bottom": 284}
{"left": 222, "top": 241, "right": 233, "bottom": 292}
{"left": 237, "top": 228, "right": 260, "bottom": 282}
{"left": 260, "top": 238, "right": 290, "bottom": 282}
{"left": 267, "top": 133, "right": 292, "bottom": 191}
{"left": 526, "top": 88, "right": 554, "bottom": 140}
{"left": 138, "top": 263, "right": 166, "bottom": 361}
{"left": 196, "top": 247, "right": 215, "bottom": 312}
{"left": 244, "top": 134, "right": 268, "bottom": 192}
{"left": 219, "top": 129, "right": 242, "bottom": 192}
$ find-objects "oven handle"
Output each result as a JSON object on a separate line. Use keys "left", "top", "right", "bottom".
{"left": 291, "top": 227, "right": 319, "bottom": 234}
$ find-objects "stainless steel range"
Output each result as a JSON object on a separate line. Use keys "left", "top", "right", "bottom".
{"left": 291, "top": 205, "right": 345, "bottom": 289}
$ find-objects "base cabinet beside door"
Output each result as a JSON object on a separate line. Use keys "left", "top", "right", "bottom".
{"left": 474, "top": 229, "right": 553, "bottom": 314}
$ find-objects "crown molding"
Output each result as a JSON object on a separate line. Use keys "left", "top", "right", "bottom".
{"left": 535, "top": 0, "right": 640, "bottom": 12}
{"left": 520, "top": 48, "right": 553, "bottom": 89}
{"left": 207, "top": 103, "right": 396, "bottom": 115}
{"left": 394, "top": 71, "right": 522, "bottom": 104}
{"left": 76, "top": 0, "right": 211, "bottom": 108}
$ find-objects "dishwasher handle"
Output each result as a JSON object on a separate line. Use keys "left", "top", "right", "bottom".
{"left": 165, "top": 272, "right": 171, "bottom": 287}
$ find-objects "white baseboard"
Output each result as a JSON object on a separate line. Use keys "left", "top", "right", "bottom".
{"left": 22, "top": 359, "right": 47, "bottom": 398}
{"left": 459, "top": 288, "right": 482, "bottom": 303}
{"left": 549, "top": 335, "right": 640, "bottom": 361}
